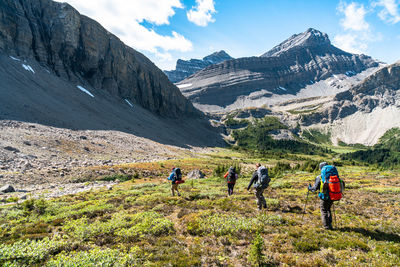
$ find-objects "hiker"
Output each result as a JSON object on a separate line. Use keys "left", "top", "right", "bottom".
{"left": 167, "top": 167, "right": 183, "bottom": 196}
{"left": 224, "top": 166, "right": 238, "bottom": 196}
{"left": 308, "top": 162, "right": 344, "bottom": 230}
{"left": 247, "top": 163, "right": 270, "bottom": 210}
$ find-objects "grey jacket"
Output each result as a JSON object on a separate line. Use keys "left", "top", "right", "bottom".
{"left": 309, "top": 175, "right": 321, "bottom": 192}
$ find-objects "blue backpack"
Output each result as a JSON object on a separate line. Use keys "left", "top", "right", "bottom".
{"left": 318, "top": 165, "right": 339, "bottom": 200}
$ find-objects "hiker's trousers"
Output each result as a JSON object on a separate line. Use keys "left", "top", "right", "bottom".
{"left": 171, "top": 183, "right": 180, "bottom": 196}
{"left": 227, "top": 183, "right": 235, "bottom": 196}
{"left": 255, "top": 187, "right": 267, "bottom": 210}
{"left": 320, "top": 198, "right": 333, "bottom": 228}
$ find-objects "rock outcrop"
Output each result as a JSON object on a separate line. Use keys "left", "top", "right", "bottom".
{"left": 177, "top": 28, "right": 379, "bottom": 112}
{"left": 0, "top": 0, "right": 197, "bottom": 117}
{"left": 186, "top": 169, "right": 206, "bottom": 179}
{"left": 164, "top": 50, "right": 233, "bottom": 83}
{"left": 302, "top": 62, "right": 400, "bottom": 126}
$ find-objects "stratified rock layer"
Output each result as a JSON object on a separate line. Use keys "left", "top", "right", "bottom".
{"left": 302, "top": 62, "right": 400, "bottom": 125}
{"left": 178, "top": 28, "right": 379, "bottom": 110}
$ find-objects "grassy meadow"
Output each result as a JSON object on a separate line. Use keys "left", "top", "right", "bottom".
{"left": 1, "top": 149, "right": 400, "bottom": 266}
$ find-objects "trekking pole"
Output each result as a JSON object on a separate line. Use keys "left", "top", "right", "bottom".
{"left": 301, "top": 188, "right": 310, "bottom": 221}
{"left": 333, "top": 202, "right": 337, "bottom": 229}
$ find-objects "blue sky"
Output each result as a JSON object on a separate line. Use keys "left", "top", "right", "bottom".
{"left": 58, "top": 0, "right": 400, "bottom": 70}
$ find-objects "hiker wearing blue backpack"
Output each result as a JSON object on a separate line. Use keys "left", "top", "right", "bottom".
{"left": 308, "top": 162, "right": 344, "bottom": 230}
{"left": 167, "top": 167, "right": 184, "bottom": 196}
{"left": 247, "top": 163, "right": 270, "bottom": 210}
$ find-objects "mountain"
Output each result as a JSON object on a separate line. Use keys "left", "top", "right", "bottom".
{"left": 0, "top": 0, "right": 222, "bottom": 147}
{"left": 301, "top": 62, "right": 400, "bottom": 145}
{"left": 0, "top": 0, "right": 197, "bottom": 118}
{"left": 164, "top": 50, "right": 233, "bottom": 83}
{"left": 177, "top": 28, "right": 379, "bottom": 113}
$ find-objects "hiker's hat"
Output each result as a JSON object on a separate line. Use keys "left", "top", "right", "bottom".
{"left": 319, "top": 162, "right": 327, "bottom": 170}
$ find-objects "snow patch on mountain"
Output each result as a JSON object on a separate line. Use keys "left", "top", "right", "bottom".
{"left": 22, "top": 64, "right": 34, "bottom": 73}
{"left": 77, "top": 86, "right": 94, "bottom": 98}
{"left": 10, "top": 56, "right": 20, "bottom": 61}
{"left": 124, "top": 99, "right": 134, "bottom": 108}
{"left": 177, "top": 83, "right": 192, "bottom": 89}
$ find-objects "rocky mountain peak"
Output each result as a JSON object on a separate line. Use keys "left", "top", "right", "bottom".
{"left": 203, "top": 50, "right": 232, "bottom": 63}
{"left": 262, "top": 28, "right": 332, "bottom": 57}
{"left": 164, "top": 50, "right": 233, "bottom": 83}
{"left": 177, "top": 28, "right": 379, "bottom": 113}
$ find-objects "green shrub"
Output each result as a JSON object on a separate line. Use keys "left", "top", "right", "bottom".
{"left": 99, "top": 174, "right": 133, "bottom": 182}
{"left": 248, "top": 232, "right": 266, "bottom": 266}
{"left": 363, "top": 187, "right": 400, "bottom": 194}
{"left": 43, "top": 200, "right": 113, "bottom": 222}
{"left": 0, "top": 237, "right": 68, "bottom": 265}
{"left": 293, "top": 230, "right": 369, "bottom": 253}
{"left": 116, "top": 211, "right": 174, "bottom": 240}
{"left": 5, "top": 197, "right": 19, "bottom": 203}
{"left": 63, "top": 211, "right": 173, "bottom": 242}
{"left": 46, "top": 247, "right": 141, "bottom": 267}
{"left": 302, "top": 129, "right": 331, "bottom": 145}
{"left": 63, "top": 212, "right": 135, "bottom": 241}
{"left": 20, "top": 198, "right": 48, "bottom": 215}
{"left": 213, "top": 162, "right": 241, "bottom": 178}
{"left": 187, "top": 212, "right": 285, "bottom": 236}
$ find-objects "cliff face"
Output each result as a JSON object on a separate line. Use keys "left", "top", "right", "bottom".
{"left": 164, "top": 50, "right": 233, "bottom": 83}
{"left": 0, "top": 0, "right": 197, "bottom": 117}
{"left": 177, "top": 28, "right": 379, "bottom": 111}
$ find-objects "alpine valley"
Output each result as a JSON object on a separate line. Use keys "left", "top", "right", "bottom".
{"left": 173, "top": 28, "right": 400, "bottom": 146}
{"left": 1, "top": 0, "right": 400, "bottom": 266}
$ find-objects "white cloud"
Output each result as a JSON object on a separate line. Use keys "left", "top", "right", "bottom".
{"left": 373, "top": 0, "right": 400, "bottom": 24}
{"left": 338, "top": 2, "right": 370, "bottom": 31}
{"left": 334, "top": 29, "right": 383, "bottom": 55}
{"left": 55, "top": 0, "right": 193, "bottom": 62}
{"left": 333, "top": 34, "right": 367, "bottom": 54}
{"left": 334, "top": 2, "right": 388, "bottom": 55}
{"left": 187, "top": 0, "right": 216, "bottom": 27}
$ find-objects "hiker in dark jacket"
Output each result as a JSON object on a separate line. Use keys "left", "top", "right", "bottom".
{"left": 168, "top": 167, "right": 181, "bottom": 196}
{"left": 224, "top": 166, "right": 238, "bottom": 196}
{"left": 308, "top": 162, "right": 333, "bottom": 230}
{"left": 247, "top": 163, "right": 267, "bottom": 210}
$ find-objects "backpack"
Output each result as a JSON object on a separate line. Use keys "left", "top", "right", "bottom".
{"left": 319, "top": 165, "right": 344, "bottom": 201}
{"left": 227, "top": 167, "right": 236, "bottom": 183}
{"left": 174, "top": 168, "right": 184, "bottom": 184}
{"left": 255, "top": 166, "right": 270, "bottom": 189}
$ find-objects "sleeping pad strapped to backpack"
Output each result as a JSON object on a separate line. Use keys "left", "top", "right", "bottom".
{"left": 319, "top": 165, "right": 344, "bottom": 201}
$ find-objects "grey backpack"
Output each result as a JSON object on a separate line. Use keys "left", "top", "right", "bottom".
{"left": 255, "top": 166, "right": 270, "bottom": 189}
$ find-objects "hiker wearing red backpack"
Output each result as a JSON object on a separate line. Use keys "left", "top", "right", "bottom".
{"left": 167, "top": 167, "right": 184, "bottom": 196}
{"left": 224, "top": 166, "right": 238, "bottom": 196}
{"left": 247, "top": 163, "right": 270, "bottom": 210}
{"left": 308, "top": 162, "right": 345, "bottom": 230}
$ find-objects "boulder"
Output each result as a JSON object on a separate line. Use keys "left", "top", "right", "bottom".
{"left": 0, "top": 184, "right": 15, "bottom": 193}
{"left": 187, "top": 169, "right": 206, "bottom": 179}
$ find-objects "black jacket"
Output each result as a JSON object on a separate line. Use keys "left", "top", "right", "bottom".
{"left": 247, "top": 171, "right": 258, "bottom": 190}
